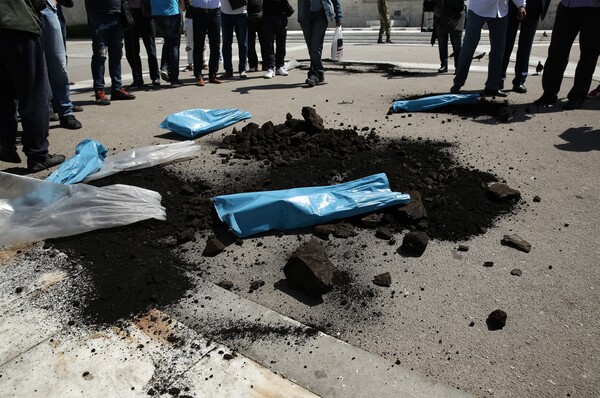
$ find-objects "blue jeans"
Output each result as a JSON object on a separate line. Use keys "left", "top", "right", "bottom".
{"left": 154, "top": 14, "right": 181, "bottom": 82}
{"left": 192, "top": 8, "right": 221, "bottom": 78}
{"left": 87, "top": 12, "right": 125, "bottom": 91}
{"left": 221, "top": 13, "right": 248, "bottom": 73}
{"left": 501, "top": 0, "right": 543, "bottom": 86}
{"left": 453, "top": 10, "right": 508, "bottom": 91}
{"left": 261, "top": 14, "right": 287, "bottom": 70}
{"left": 124, "top": 8, "right": 160, "bottom": 83}
{"left": 42, "top": 7, "right": 74, "bottom": 117}
{"left": 300, "top": 12, "right": 328, "bottom": 80}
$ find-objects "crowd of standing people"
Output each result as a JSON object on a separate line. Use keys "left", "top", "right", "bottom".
{"left": 0, "top": 0, "right": 597, "bottom": 175}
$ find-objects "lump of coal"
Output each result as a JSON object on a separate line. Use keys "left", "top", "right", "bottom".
{"left": 487, "top": 183, "right": 521, "bottom": 202}
{"left": 501, "top": 234, "right": 531, "bottom": 253}
{"left": 216, "top": 280, "right": 234, "bottom": 290}
{"left": 284, "top": 238, "right": 333, "bottom": 296}
{"left": 400, "top": 231, "right": 430, "bottom": 256}
{"left": 510, "top": 268, "right": 522, "bottom": 276}
{"left": 375, "top": 227, "right": 393, "bottom": 240}
{"left": 202, "top": 237, "right": 225, "bottom": 257}
{"left": 333, "top": 222, "right": 357, "bottom": 238}
{"left": 361, "top": 213, "right": 383, "bottom": 228}
{"left": 394, "top": 191, "right": 427, "bottom": 224}
{"left": 314, "top": 224, "right": 335, "bottom": 239}
{"left": 301, "top": 106, "right": 324, "bottom": 134}
{"left": 249, "top": 280, "right": 265, "bottom": 291}
{"left": 487, "top": 309, "right": 507, "bottom": 330}
{"left": 373, "top": 272, "right": 392, "bottom": 287}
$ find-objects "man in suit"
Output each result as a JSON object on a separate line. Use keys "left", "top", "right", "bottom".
{"left": 500, "top": 0, "right": 552, "bottom": 93}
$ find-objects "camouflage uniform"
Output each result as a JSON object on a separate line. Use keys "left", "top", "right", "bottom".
{"left": 377, "top": 0, "right": 391, "bottom": 43}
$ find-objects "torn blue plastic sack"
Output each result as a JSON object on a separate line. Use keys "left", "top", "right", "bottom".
{"left": 46, "top": 139, "right": 108, "bottom": 184}
{"left": 213, "top": 173, "right": 411, "bottom": 238}
{"left": 392, "top": 93, "right": 480, "bottom": 113}
{"left": 159, "top": 108, "right": 252, "bottom": 139}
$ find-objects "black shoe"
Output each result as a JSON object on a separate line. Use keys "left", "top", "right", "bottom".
{"left": 512, "top": 84, "right": 527, "bottom": 94}
{"left": 450, "top": 85, "right": 461, "bottom": 94}
{"left": 72, "top": 105, "right": 84, "bottom": 112}
{"left": 483, "top": 88, "right": 508, "bottom": 97}
{"left": 221, "top": 71, "right": 234, "bottom": 79}
{"left": 534, "top": 93, "right": 558, "bottom": 106}
{"left": 498, "top": 81, "right": 504, "bottom": 90}
{"left": 305, "top": 77, "right": 317, "bottom": 87}
{"left": 377, "top": 38, "right": 383, "bottom": 44}
{"left": 386, "top": 39, "right": 393, "bottom": 44}
{"left": 111, "top": 88, "right": 136, "bottom": 101}
{"left": 59, "top": 115, "right": 82, "bottom": 130}
{"left": 564, "top": 99, "right": 584, "bottom": 110}
{"left": 0, "top": 143, "right": 21, "bottom": 163}
{"left": 438, "top": 65, "right": 448, "bottom": 73}
{"left": 49, "top": 112, "right": 59, "bottom": 122}
{"left": 128, "top": 80, "right": 145, "bottom": 89}
{"left": 170, "top": 80, "right": 184, "bottom": 88}
{"left": 152, "top": 79, "right": 161, "bottom": 89}
{"left": 27, "top": 154, "right": 66, "bottom": 173}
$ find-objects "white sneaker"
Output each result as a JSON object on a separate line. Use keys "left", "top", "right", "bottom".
{"left": 264, "top": 69, "right": 275, "bottom": 79}
{"left": 276, "top": 67, "right": 288, "bottom": 76}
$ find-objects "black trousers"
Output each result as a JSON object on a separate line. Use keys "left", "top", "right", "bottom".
{"left": 542, "top": 4, "right": 600, "bottom": 102}
{"left": 0, "top": 29, "right": 49, "bottom": 162}
{"left": 124, "top": 8, "right": 160, "bottom": 83}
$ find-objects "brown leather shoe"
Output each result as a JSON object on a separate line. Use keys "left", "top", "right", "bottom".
{"left": 209, "top": 76, "right": 222, "bottom": 84}
{"left": 196, "top": 77, "right": 205, "bottom": 86}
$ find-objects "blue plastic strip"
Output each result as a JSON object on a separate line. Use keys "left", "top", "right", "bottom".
{"left": 46, "top": 139, "right": 108, "bottom": 184}
{"left": 392, "top": 93, "right": 480, "bottom": 112}
{"left": 213, "top": 173, "right": 411, "bottom": 238}
{"left": 159, "top": 108, "right": 252, "bottom": 139}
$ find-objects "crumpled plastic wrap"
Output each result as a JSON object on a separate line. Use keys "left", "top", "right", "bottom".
{"left": 392, "top": 93, "right": 480, "bottom": 112}
{"left": 46, "top": 139, "right": 108, "bottom": 184}
{"left": 159, "top": 108, "right": 252, "bottom": 139}
{"left": 0, "top": 172, "right": 166, "bottom": 247}
{"left": 213, "top": 173, "right": 411, "bottom": 238}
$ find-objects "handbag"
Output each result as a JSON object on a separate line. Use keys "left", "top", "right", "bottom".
{"left": 229, "top": 0, "right": 248, "bottom": 9}
{"left": 283, "top": 0, "right": 294, "bottom": 17}
{"left": 121, "top": 0, "right": 135, "bottom": 29}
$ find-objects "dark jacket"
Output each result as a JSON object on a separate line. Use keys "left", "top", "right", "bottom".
{"left": 434, "top": 0, "right": 465, "bottom": 32}
{"left": 0, "top": 0, "right": 45, "bottom": 34}
{"left": 263, "top": 0, "right": 290, "bottom": 16}
{"left": 85, "top": 0, "right": 122, "bottom": 14}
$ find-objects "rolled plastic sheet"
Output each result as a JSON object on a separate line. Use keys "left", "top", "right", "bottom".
{"left": 392, "top": 93, "right": 480, "bottom": 113}
{"left": 0, "top": 172, "right": 166, "bottom": 247}
{"left": 213, "top": 173, "right": 411, "bottom": 238}
{"left": 46, "top": 139, "right": 108, "bottom": 184}
{"left": 83, "top": 141, "right": 202, "bottom": 182}
{"left": 159, "top": 108, "right": 252, "bottom": 139}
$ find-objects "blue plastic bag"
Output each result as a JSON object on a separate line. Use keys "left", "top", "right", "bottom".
{"left": 159, "top": 108, "right": 252, "bottom": 139}
{"left": 46, "top": 139, "right": 108, "bottom": 184}
{"left": 213, "top": 173, "right": 411, "bottom": 238}
{"left": 392, "top": 93, "right": 480, "bottom": 113}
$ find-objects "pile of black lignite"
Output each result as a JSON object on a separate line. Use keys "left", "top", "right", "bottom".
{"left": 49, "top": 107, "right": 517, "bottom": 326}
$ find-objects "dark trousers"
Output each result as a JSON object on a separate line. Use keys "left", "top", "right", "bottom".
{"left": 261, "top": 14, "right": 287, "bottom": 70}
{"left": 0, "top": 30, "right": 49, "bottom": 162}
{"left": 542, "top": 4, "right": 600, "bottom": 102}
{"left": 247, "top": 20, "right": 266, "bottom": 69}
{"left": 222, "top": 12, "right": 248, "bottom": 73}
{"left": 300, "top": 12, "right": 328, "bottom": 81}
{"left": 501, "top": 0, "right": 543, "bottom": 86}
{"left": 124, "top": 8, "right": 160, "bottom": 83}
{"left": 192, "top": 8, "right": 221, "bottom": 78}
{"left": 154, "top": 14, "right": 181, "bottom": 82}
{"left": 436, "top": 27, "right": 462, "bottom": 68}
{"left": 87, "top": 12, "right": 125, "bottom": 91}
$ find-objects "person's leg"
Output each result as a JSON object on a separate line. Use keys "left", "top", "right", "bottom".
{"left": 192, "top": 9, "right": 208, "bottom": 79}
{"left": 184, "top": 17, "right": 194, "bottom": 67}
{"left": 164, "top": 14, "right": 182, "bottom": 83}
{"left": 436, "top": 25, "right": 449, "bottom": 68}
{"left": 312, "top": 12, "right": 328, "bottom": 81}
{"left": 449, "top": 29, "right": 462, "bottom": 69}
{"left": 41, "top": 8, "right": 75, "bottom": 117}
{"left": 207, "top": 11, "right": 222, "bottom": 79}
{"left": 0, "top": 35, "right": 20, "bottom": 158}
{"left": 261, "top": 15, "right": 276, "bottom": 71}
{"left": 453, "top": 10, "right": 485, "bottom": 89}
{"left": 124, "top": 9, "right": 144, "bottom": 84}
{"left": 567, "top": 6, "right": 600, "bottom": 103}
{"left": 274, "top": 15, "right": 288, "bottom": 69}
{"left": 541, "top": 4, "right": 579, "bottom": 97}
{"left": 512, "top": 1, "right": 542, "bottom": 86}
{"left": 235, "top": 13, "right": 248, "bottom": 73}
{"left": 247, "top": 21, "right": 258, "bottom": 69}
{"left": 139, "top": 11, "right": 160, "bottom": 82}
{"left": 105, "top": 14, "right": 124, "bottom": 91}
{"left": 484, "top": 15, "right": 509, "bottom": 91}
{"left": 221, "top": 13, "right": 234, "bottom": 74}
{"left": 501, "top": 2, "right": 519, "bottom": 85}
{"left": 88, "top": 12, "right": 110, "bottom": 92}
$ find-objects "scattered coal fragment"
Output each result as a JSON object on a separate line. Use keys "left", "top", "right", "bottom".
{"left": 333, "top": 222, "right": 357, "bottom": 238}
{"left": 373, "top": 272, "right": 392, "bottom": 287}
{"left": 375, "top": 227, "right": 394, "bottom": 240}
{"left": 314, "top": 224, "right": 335, "bottom": 239}
{"left": 501, "top": 234, "right": 531, "bottom": 253}
{"left": 533, "top": 195, "right": 541, "bottom": 203}
{"left": 202, "top": 237, "right": 226, "bottom": 257}
{"left": 394, "top": 191, "right": 427, "bottom": 225}
{"left": 361, "top": 213, "right": 383, "bottom": 228}
{"left": 400, "top": 231, "right": 430, "bottom": 256}
{"left": 457, "top": 244, "right": 469, "bottom": 252}
{"left": 216, "top": 280, "right": 234, "bottom": 290}
{"left": 487, "top": 183, "right": 521, "bottom": 202}
{"left": 15, "top": 286, "right": 23, "bottom": 294}
{"left": 301, "top": 106, "right": 324, "bottom": 134}
{"left": 284, "top": 238, "right": 334, "bottom": 296}
{"left": 249, "top": 280, "right": 265, "bottom": 291}
{"left": 487, "top": 309, "right": 508, "bottom": 330}
{"left": 510, "top": 268, "right": 523, "bottom": 276}
{"left": 483, "top": 261, "right": 494, "bottom": 267}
